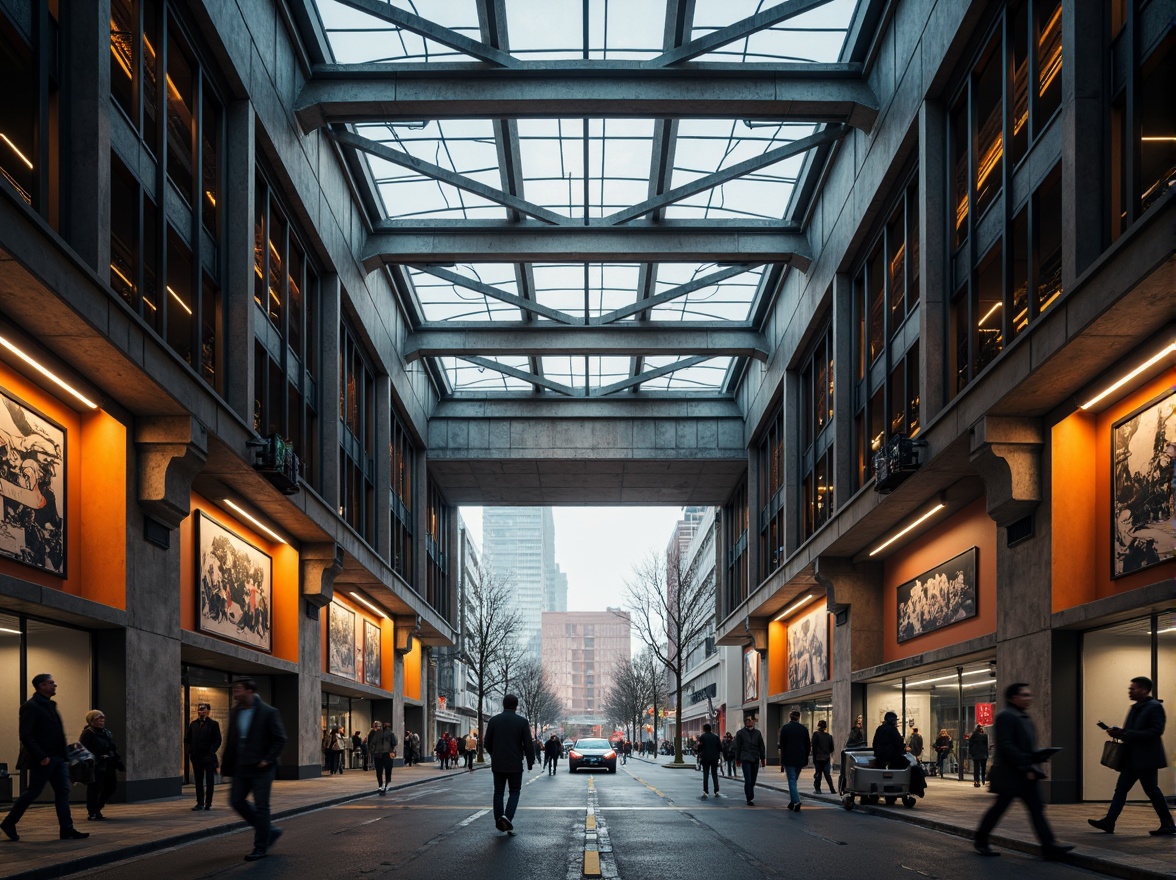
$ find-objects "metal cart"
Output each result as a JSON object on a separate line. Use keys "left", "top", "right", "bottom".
{"left": 838, "top": 749, "right": 918, "bottom": 810}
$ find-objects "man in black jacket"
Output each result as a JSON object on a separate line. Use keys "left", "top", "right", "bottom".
{"left": 812, "top": 719, "right": 835, "bottom": 794}
{"left": 1089, "top": 676, "right": 1175, "bottom": 836}
{"left": 483, "top": 694, "right": 534, "bottom": 833}
{"left": 778, "top": 711, "right": 811, "bottom": 811}
{"left": 222, "top": 679, "right": 287, "bottom": 861}
{"left": 733, "top": 714, "right": 767, "bottom": 805}
{"left": 696, "top": 723, "right": 723, "bottom": 798}
{"left": 871, "top": 711, "right": 906, "bottom": 769}
{"left": 1, "top": 673, "right": 88, "bottom": 842}
{"left": 974, "top": 683, "right": 1073, "bottom": 859}
{"left": 185, "top": 702, "right": 222, "bottom": 811}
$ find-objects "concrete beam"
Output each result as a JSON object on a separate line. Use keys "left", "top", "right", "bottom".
{"left": 295, "top": 64, "right": 878, "bottom": 132}
{"left": 362, "top": 223, "right": 812, "bottom": 268}
{"left": 403, "top": 324, "right": 770, "bottom": 362}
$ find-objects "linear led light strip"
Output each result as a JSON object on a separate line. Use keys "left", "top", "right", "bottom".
{"left": 868, "top": 502, "right": 947, "bottom": 557}
{"left": 773, "top": 593, "right": 815, "bottom": 622}
{"left": 1079, "top": 343, "right": 1176, "bottom": 410}
{"left": 897, "top": 668, "right": 992, "bottom": 688}
{"left": 0, "top": 334, "right": 98, "bottom": 409}
{"left": 0, "top": 626, "right": 21, "bottom": 635}
{"left": 222, "top": 498, "right": 286, "bottom": 544}
{"left": 349, "top": 591, "right": 388, "bottom": 620}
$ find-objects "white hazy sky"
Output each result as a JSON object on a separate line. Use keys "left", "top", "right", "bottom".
{"left": 459, "top": 506, "right": 690, "bottom": 611}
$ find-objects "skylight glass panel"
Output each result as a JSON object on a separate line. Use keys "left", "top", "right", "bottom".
{"left": 410, "top": 264, "right": 522, "bottom": 321}
{"left": 443, "top": 356, "right": 534, "bottom": 391}
{"left": 531, "top": 263, "right": 640, "bottom": 319}
{"left": 689, "top": 0, "right": 857, "bottom": 64}
{"left": 317, "top": 0, "right": 485, "bottom": 64}
{"left": 505, "top": 0, "right": 662, "bottom": 61}
{"left": 649, "top": 264, "right": 764, "bottom": 322}
{"left": 542, "top": 356, "right": 633, "bottom": 391}
{"left": 639, "top": 356, "right": 734, "bottom": 391}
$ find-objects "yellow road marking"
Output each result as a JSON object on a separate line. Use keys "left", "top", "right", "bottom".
{"left": 585, "top": 814, "right": 596, "bottom": 831}
{"left": 583, "top": 850, "right": 601, "bottom": 877}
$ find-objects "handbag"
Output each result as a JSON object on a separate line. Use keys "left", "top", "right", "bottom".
{"left": 1100, "top": 739, "right": 1125, "bottom": 772}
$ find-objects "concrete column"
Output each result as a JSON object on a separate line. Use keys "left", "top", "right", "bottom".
{"left": 831, "top": 272, "right": 855, "bottom": 503}
{"left": 444, "top": 504, "right": 460, "bottom": 625}
{"left": 222, "top": 100, "right": 255, "bottom": 419}
{"left": 817, "top": 560, "right": 882, "bottom": 746}
{"left": 64, "top": 0, "right": 110, "bottom": 272}
{"left": 318, "top": 274, "right": 342, "bottom": 507}
{"left": 1061, "top": 0, "right": 1105, "bottom": 282}
{"left": 918, "top": 99, "right": 948, "bottom": 419}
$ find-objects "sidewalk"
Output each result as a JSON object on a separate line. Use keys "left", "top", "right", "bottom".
{"left": 0, "top": 762, "right": 483, "bottom": 880}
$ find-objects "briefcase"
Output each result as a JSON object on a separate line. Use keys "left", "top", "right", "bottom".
{"left": 1099, "top": 739, "right": 1124, "bottom": 772}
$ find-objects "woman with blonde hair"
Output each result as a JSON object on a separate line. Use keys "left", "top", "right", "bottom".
{"left": 80, "top": 710, "right": 123, "bottom": 820}
{"left": 934, "top": 728, "right": 953, "bottom": 778}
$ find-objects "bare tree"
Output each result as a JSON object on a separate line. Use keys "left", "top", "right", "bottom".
{"left": 603, "top": 659, "right": 647, "bottom": 743}
{"left": 462, "top": 561, "right": 522, "bottom": 764}
{"left": 636, "top": 649, "right": 668, "bottom": 748}
{"left": 514, "top": 656, "right": 565, "bottom": 739}
{"left": 618, "top": 543, "right": 714, "bottom": 764}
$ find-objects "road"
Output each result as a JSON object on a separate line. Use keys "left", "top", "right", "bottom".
{"left": 82, "top": 761, "right": 1106, "bottom": 879}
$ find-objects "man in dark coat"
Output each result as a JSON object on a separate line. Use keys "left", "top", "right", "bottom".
{"left": 696, "top": 723, "right": 723, "bottom": 798}
{"left": 871, "top": 711, "right": 907, "bottom": 769}
{"left": 1089, "top": 676, "right": 1175, "bottom": 836}
{"left": 811, "top": 719, "right": 836, "bottom": 793}
{"left": 1, "top": 673, "right": 88, "bottom": 841}
{"left": 185, "top": 702, "right": 222, "bottom": 811}
{"left": 543, "top": 734, "right": 562, "bottom": 775}
{"left": 969, "top": 725, "right": 989, "bottom": 787}
{"left": 221, "top": 678, "right": 287, "bottom": 861}
{"left": 973, "top": 683, "right": 1073, "bottom": 859}
{"left": 482, "top": 694, "right": 534, "bottom": 833}
{"left": 733, "top": 714, "right": 766, "bottom": 805}
{"left": 778, "top": 711, "right": 811, "bottom": 811}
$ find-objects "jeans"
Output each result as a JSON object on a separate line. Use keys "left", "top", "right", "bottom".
{"left": 3, "top": 757, "right": 74, "bottom": 830}
{"left": 700, "top": 760, "right": 719, "bottom": 793}
{"left": 492, "top": 770, "right": 523, "bottom": 822}
{"left": 975, "top": 779, "right": 1055, "bottom": 847}
{"left": 936, "top": 753, "right": 948, "bottom": 777}
{"left": 972, "top": 758, "right": 987, "bottom": 786}
{"left": 465, "top": 750, "right": 476, "bottom": 770}
{"left": 192, "top": 757, "right": 217, "bottom": 806}
{"left": 813, "top": 760, "right": 833, "bottom": 792}
{"left": 229, "top": 765, "right": 276, "bottom": 850}
{"left": 741, "top": 761, "right": 760, "bottom": 802}
{"left": 374, "top": 753, "right": 393, "bottom": 787}
{"left": 1105, "top": 766, "right": 1174, "bottom": 825}
{"left": 86, "top": 767, "right": 119, "bottom": 816}
{"left": 725, "top": 756, "right": 737, "bottom": 776}
{"left": 784, "top": 765, "right": 801, "bottom": 804}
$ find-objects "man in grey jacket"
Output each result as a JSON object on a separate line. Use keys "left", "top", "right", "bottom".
{"left": 483, "top": 694, "right": 534, "bottom": 833}
{"left": 733, "top": 714, "right": 766, "bottom": 806}
{"left": 370, "top": 722, "right": 398, "bottom": 795}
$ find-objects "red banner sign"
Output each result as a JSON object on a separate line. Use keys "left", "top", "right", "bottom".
{"left": 975, "top": 702, "right": 995, "bottom": 726}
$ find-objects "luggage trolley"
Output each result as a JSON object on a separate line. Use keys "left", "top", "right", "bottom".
{"left": 838, "top": 749, "right": 918, "bottom": 810}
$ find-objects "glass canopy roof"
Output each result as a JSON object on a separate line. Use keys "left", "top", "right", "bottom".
{"left": 304, "top": 0, "right": 865, "bottom": 397}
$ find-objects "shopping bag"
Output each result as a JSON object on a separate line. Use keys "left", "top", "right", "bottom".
{"left": 1100, "top": 739, "right": 1124, "bottom": 772}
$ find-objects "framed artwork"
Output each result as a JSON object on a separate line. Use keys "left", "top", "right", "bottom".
{"left": 196, "top": 512, "right": 272, "bottom": 652}
{"left": 743, "top": 648, "right": 760, "bottom": 703}
{"left": 329, "top": 601, "right": 357, "bottom": 679}
{"left": 787, "top": 605, "right": 829, "bottom": 690}
{"left": 897, "top": 547, "right": 978, "bottom": 643}
{"left": 364, "top": 619, "right": 381, "bottom": 688}
{"left": 0, "top": 388, "right": 66, "bottom": 575}
{"left": 1111, "top": 389, "right": 1176, "bottom": 578}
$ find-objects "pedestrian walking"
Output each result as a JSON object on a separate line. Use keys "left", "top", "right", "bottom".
{"left": 622, "top": 740, "right": 631, "bottom": 764}
{"left": 778, "top": 711, "right": 811, "bottom": 811}
{"left": 185, "top": 701, "right": 222, "bottom": 811}
{"left": 465, "top": 731, "right": 478, "bottom": 770}
{"left": 449, "top": 732, "right": 459, "bottom": 768}
{"left": 329, "top": 726, "right": 346, "bottom": 774}
{"left": 969, "top": 724, "right": 989, "bottom": 788}
{"left": 436, "top": 732, "right": 450, "bottom": 769}
{"left": 721, "top": 731, "right": 738, "bottom": 776}
{"left": 733, "top": 714, "right": 766, "bottom": 805}
{"left": 907, "top": 726, "right": 925, "bottom": 769}
{"left": 973, "top": 682, "right": 1072, "bottom": 860}
{"left": 482, "top": 694, "right": 534, "bottom": 834}
{"left": 696, "top": 723, "right": 722, "bottom": 798}
{"left": 409, "top": 731, "right": 421, "bottom": 766}
{"left": 812, "top": 719, "right": 835, "bottom": 794}
{"left": 934, "top": 728, "right": 953, "bottom": 777}
{"left": 1, "top": 673, "right": 89, "bottom": 842}
{"left": 543, "top": 734, "right": 561, "bottom": 775}
{"left": 1088, "top": 676, "right": 1175, "bottom": 836}
{"left": 222, "top": 678, "right": 287, "bottom": 862}
{"left": 352, "top": 730, "right": 365, "bottom": 771}
{"left": 371, "top": 722, "right": 398, "bottom": 795}
{"left": 80, "top": 710, "right": 123, "bottom": 821}
{"left": 872, "top": 712, "right": 907, "bottom": 769}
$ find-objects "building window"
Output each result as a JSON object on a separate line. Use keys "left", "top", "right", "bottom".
{"left": 853, "top": 174, "right": 920, "bottom": 490}
{"left": 723, "top": 479, "right": 748, "bottom": 618}
{"left": 254, "top": 170, "right": 321, "bottom": 488}
{"left": 340, "top": 319, "right": 375, "bottom": 544}
{"left": 757, "top": 404, "right": 785, "bottom": 579}
{"left": 426, "top": 478, "right": 449, "bottom": 619}
{"left": 390, "top": 405, "right": 414, "bottom": 581}
{"left": 800, "top": 320, "right": 834, "bottom": 542}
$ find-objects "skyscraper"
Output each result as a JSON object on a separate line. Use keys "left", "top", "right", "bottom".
{"left": 482, "top": 508, "right": 567, "bottom": 652}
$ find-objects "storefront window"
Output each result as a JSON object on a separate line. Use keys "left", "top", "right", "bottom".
{"left": 723, "top": 479, "right": 749, "bottom": 618}
{"left": 390, "top": 406, "right": 414, "bottom": 581}
{"left": 0, "top": 614, "right": 20, "bottom": 777}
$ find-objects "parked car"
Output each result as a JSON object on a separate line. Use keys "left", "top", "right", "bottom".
{"left": 568, "top": 738, "right": 617, "bottom": 773}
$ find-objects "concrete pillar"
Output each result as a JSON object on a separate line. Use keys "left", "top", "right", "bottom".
{"left": 64, "top": 0, "right": 110, "bottom": 272}
{"left": 1061, "top": 0, "right": 1105, "bottom": 282}
{"left": 831, "top": 272, "right": 855, "bottom": 503}
{"left": 318, "top": 274, "right": 342, "bottom": 507}
{"left": 817, "top": 559, "right": 882, "bottom": 746}
{"left": 918, "top": 99, "right": 948, "bottom": 419}
{"left": 222, "top": 100, "right": 255, "bottom": 419}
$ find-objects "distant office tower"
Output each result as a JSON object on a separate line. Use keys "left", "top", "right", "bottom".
{"left": 542, "top": 610, "right": 631, "bottom": 726}
{"left": 482, "top": 508, "right": 567, "bottom": 652}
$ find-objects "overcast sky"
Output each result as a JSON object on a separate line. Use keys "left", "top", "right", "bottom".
{"left": 459, "top": 506, "right": 690, "bottom": 611}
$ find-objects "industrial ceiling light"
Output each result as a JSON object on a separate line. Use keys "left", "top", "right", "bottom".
{"left": 773, "top": 593, "right": 815, "bottom": 622}
{"left": 868, "top": 500, "right": 947, "bottom": 557}
{"left": 1078, "top": 342, "right": 1176, "bottom": 411}
{"left": 222, "top": 499, "right": 287, "bottom": 545}
{"left": 349, "top": 591, "right": 388, "bottom": 620}
{"left": 0, "top": 334, "right": 99, "bottom": 409}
